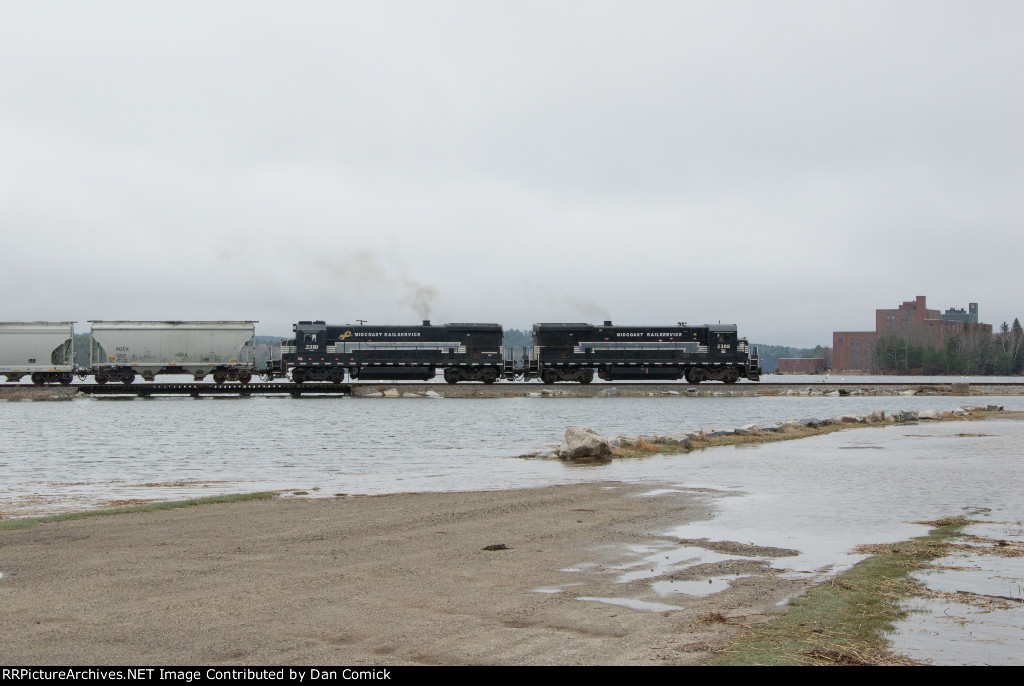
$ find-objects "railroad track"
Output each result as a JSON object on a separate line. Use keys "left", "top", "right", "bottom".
{"left": 67, "top": 380, "right": 1024, "bottom": 397}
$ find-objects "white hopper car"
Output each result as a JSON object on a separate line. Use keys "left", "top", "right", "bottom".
{"left": 0, "top": 322, "right": 76, "bottom": 385}
{"left": 89, "top": 321, "right": 257, "bottom": 384}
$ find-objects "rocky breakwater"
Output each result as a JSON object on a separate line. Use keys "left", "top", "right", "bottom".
{"left": 546, "top": 405, "right": 1007, "bottom": 461}
{"left": 0, "top": 386, "right": 80, "bottom": 401}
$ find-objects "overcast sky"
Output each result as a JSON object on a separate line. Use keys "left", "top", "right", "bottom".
{"left": 2, "top": 1, "right": 1021, "bottom": 346}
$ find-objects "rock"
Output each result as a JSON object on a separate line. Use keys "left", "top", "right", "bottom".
{"left": 423, "top": 390, "right": 441, "bottom": 398}
{"left": 899, "top": 389, "right": 917, "bottom": 396}
{"left": 382, "top": 388, "right": 400, "bottom": 398}
{"left": 893, "top": 410, "right": 919, "bottom": 423}
{"left": 918, "top": 410, "right": 943, "bottom": 420}
{"left": 401, "top": 392, "right": 420, "bottom": 398}
{"left": 840, "top": 414, "right": 867, "bottom": 424}
{"left": 658, "top": 434, "right": 691, "bottom": 448}
{"left": 867, "top": 410, "right": 886, "bottom": 423}
{"left": 735, "top": 424, "right": 761, "bottom": 435}
{"left": 597, "top": 388, "right": 618, "bottom": 397}
{"left": 558, "top": 427, "right": 613, "bottom": 460}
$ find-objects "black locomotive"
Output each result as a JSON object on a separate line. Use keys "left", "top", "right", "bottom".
{"left": 281, "top": 320, "right": 505, "bottom": 383}
{"left": 529, "top": 321, "right": 760, "bottom": 384}
{"left": 278, "top": 319, "right": 760, "bottom": 384}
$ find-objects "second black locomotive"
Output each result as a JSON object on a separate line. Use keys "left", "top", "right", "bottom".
{"left": 529, "top": 321, "right": 760, "bottom": 384}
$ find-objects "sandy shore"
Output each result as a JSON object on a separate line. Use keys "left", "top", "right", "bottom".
{"left": 0, "top": 482, "right": 808, "bottom": 666}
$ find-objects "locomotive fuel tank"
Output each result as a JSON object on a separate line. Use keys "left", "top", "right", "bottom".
{"left": 0, "top": 321, "right": 75, "bottom": 385}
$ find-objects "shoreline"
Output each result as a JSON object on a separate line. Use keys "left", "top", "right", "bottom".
{"left": 3, "top": 381, "right": 1024, "bottom": 401}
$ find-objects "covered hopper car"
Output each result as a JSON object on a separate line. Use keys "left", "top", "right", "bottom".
{"left": 88, "top": 321, "right": 257, "bottom": 384}
{"left": 0, "top": 321, "right": 75, "bottom": 385}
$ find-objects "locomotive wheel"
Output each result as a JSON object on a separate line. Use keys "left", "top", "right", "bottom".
{"left": 685, "top": 368, "right": 706, "bottom": 384}
{"left": 120, "top": 371, "right": 135, "bottom": 385}
{"left": 292, "top": 369, "right": 307, "bottom": 384}
{"left": 541, "top": 369, "right": 557, "bottom": 384}
{"left": 482, "top": 368, "right": 498, "bottom": 384}
{"left": 329, "top": 371, "right": 345, "bottom": 384}
{"left": 722, "top": 369, "right": 740, "bottom": 384}
{"left": 238, "top": 371, "right": 252, "bottom": 385}
{"left": 579, "top": 369, "right": 594, "bottom": 384}
{"left": 31, "top": 373, "right": 45, "bottom": 386}
{"left": 444, "top": 368, "right": 459, "bottom": 384}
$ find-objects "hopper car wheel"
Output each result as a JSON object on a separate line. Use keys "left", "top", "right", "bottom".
{"left": 120, "top": 371, "right": 135, "bottom": 385}
{"left": 59, "top": 374, "right": 72, "bottom": 386}
{"left": 723, "top": 369, "right": 740, "bottom": 384}
{"left": 95, "top": 373, "right": 108, "bottom": 385}
{"left": 238, "top": 371, "right": 252, "bottom": 384}
{"left": 31, "top": 373, "right": 45, "bottom": 386}
{"left": 213, "top": 371, "right": 227, "bottom": 385}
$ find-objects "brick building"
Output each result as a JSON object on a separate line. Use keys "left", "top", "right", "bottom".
{"left": 833, "top": 296, "right": 991, "bottom": 372}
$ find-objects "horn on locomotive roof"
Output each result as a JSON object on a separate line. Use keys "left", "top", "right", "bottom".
{"left": 604, "top": 320, "right": 612, "bottom": 326}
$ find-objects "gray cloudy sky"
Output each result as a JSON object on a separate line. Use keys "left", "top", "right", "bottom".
{"left": 2, "top": 1, "right": 1021, "bottom": 346}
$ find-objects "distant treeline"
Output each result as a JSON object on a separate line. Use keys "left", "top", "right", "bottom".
{"left": 871, "top": 320, "right": 1024, "bottom": 375}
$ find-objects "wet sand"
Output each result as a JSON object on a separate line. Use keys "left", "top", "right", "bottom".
{"left": 0, "top": 482, "right": 807, "bottom": 665}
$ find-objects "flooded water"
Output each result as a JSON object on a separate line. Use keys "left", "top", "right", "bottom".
{"left": 1, "top": 393, "right": 1020, "bottom": 515}
{"left": 2, "top": 393, "right": 1023, "bottom": 663}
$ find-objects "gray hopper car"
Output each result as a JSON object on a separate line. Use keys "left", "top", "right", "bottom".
{"left": 88, "top": 320, "right": 257, "bottom": 384}
{"left": 0, "top": 322, "right": 75, "bottom": 385}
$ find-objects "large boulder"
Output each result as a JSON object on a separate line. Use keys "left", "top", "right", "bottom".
{"left": 558, "top": 427, "right": 613, "bottom": 460}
